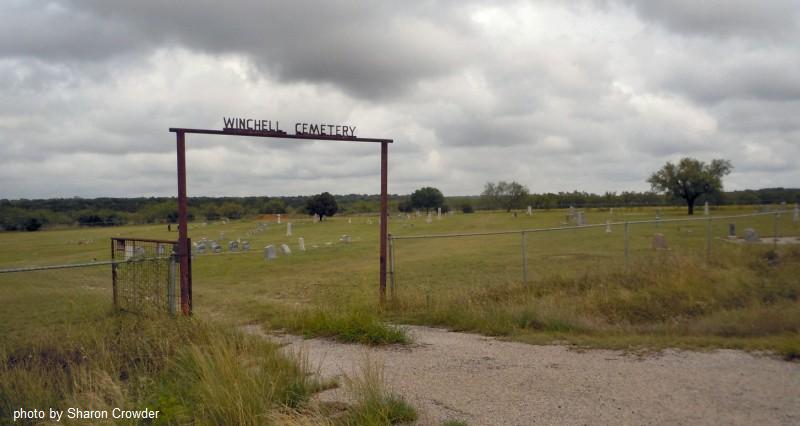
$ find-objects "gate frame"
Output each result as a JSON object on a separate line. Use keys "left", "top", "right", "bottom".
{"left": 169, "top": 127, "right": 392, "bottom": 316}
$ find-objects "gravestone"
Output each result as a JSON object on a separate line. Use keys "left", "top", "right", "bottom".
{"left": 211, "top": 242, "right": 222, "bottom": 253}
{"left": 339, "top": 234, "right": 351, "bottom": 243}
{"left": 196, "top": 242, "right": 206, "bottom": 254}
{"left": 576, "top": 211, "right": 585, "bottom": 226}
{"left": 228, "top": 241, "right": 239, "bottom": 252}
{"left": 264, "top": 245, "right": 277, "bottom": 260}
{"left": 437, "top": 207, "right": 442, "bottom": 218}
{"left": 157, "top": 244, "right": 166, "bottom": 256}
{"left": 744, "top": 228, "right": 760, "bottom": 243}
{"left": 241, "top": 241, "right": 250, "bottom": 252}
{"left": 655, "top": 209, "right": 661, "bottom": 220}
{"left": 280, "top": 244, "right": 292, "bottom": 255}
{"left": 286, "top": 222, "right": 293, "bottom": 236}
{"left": 367, "top": 219, "right": 373, "bottom": 225}
{"left": 298, "top": 237, "right": 306, "bottom": 251}
{"left": 704, "top": 201, "right": 709, "bottom": 216}
{"left": 728, "top": 224, "right": 736, "bottom": 238}
{"left": 277, "top": 214, "right": 281, "bottom": 224}
{"left": 219, "top": 232, "right": 225, "bottom": 240}
{"left": 527, "top": 206, "right": 532, "bottom": 216}
{"left": 348, "top": 217, "right": 352, "bottom": 224}
{"left": 610, "top": 208, "right": 614, "bottom": 215}
{"left": 313, "top": 214, "right": 320, "bottom": 223}
{"left": 605, "top": 220, "right": 612, "bottom": 233}
{"left": 426, "top": 212, "right": 432, "bottom": 223}
{"left": 416, "top": 210, "right": 421, "bottom": 217}
{"left": 652, "top": 233, "right": 668, "bottom": 250}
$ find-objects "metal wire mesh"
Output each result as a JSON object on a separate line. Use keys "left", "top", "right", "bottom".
{"left": 111, "top": 238, "right": 177, "bottom": 315}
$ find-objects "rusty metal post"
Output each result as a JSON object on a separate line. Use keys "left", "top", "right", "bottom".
{"left": 111, "top": 239, "right": 118, "bottom": 308}
{"left": 379, "top": 142, "right": 388, "bottom": 304}
{"left": 176, "top": 131, "right": 191, "bottom": 315}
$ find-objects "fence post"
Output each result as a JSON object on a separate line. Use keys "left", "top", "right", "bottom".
{"left": 388, "top": 234, "right": 396, "bottom": 301}
{"left": 111, "top": 239, "right": 118, "bottom": 309}
{"left": 521, "top": 231, "right": 528, "bottom": 285}
{"left": 624, "top": 222, "right": 629, "bottom": 270}
{"left": 706, "top": 216, "right": 712, "bottom": 263}
{"left": 774, "top": 212, "right": 779, "bottom": 249}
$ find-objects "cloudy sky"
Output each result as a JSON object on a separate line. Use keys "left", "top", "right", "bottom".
{"left": 1, "top": 0, "right": 798, "bottom": 198}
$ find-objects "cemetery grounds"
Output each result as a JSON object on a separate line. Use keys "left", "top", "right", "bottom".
{"left": 1, "top": 205, "right": 799, "bottom": 423}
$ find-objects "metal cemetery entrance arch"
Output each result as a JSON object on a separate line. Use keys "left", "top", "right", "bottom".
{"left": 170, "top": 126, "right": 392, "bottom": 315}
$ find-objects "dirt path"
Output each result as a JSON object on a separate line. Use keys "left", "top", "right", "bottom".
{"left": 249, "top": 326, "right": 800, "bottom": 425}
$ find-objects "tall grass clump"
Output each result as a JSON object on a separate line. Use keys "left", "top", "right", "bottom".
{"left": 336, "top": 358, "right": 417, "bottom": 425}
{"left": 0, "top": 312, "right": 326, "bottom": 424}
{"left": 389, "top": 246, "right": 800, "bottom": 356}
{"left": 261, "top": 305, "right": 409, "bottom": 345}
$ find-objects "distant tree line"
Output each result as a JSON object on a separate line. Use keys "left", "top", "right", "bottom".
{"left": 0, "top": 194, "right": 402, "bottom": 231}
{"left": 2, "top": 188, "right": 798, "bottom": 232}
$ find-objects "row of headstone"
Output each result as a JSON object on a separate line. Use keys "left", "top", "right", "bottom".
{"left": 195, "top": 239, "right": 250, "bottom": 254}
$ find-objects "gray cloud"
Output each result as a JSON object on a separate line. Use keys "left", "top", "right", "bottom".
{"left": 0, "top": 1, "right": 798, "bottom": 199}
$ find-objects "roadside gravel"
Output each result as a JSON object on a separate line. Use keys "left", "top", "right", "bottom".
{"left": 249, "top": 325, "right": 800, "bottom": 425}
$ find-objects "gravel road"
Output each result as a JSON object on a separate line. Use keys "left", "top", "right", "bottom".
{"left": 251, "top": 325, "right": 800, "bottom": 425}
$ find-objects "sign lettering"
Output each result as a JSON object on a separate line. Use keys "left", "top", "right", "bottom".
{"left": 223, "top": 117, "right": 356, "bottom": 138}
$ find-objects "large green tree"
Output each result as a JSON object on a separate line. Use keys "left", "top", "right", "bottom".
{"left": 648, "top": 157, "right": 732, "bottom": 215}
{"left": 305, "top": 192, "right": 338, "bottom": 220}
{"left": 410, "top": 187, "right": 445, "bottom": 213}
{"left": 481, "top": 181, "right": 530, "bottom": 212}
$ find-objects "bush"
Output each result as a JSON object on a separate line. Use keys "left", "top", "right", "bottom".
{"left": 461, "top": 203, "right": 474, "bottom": 214}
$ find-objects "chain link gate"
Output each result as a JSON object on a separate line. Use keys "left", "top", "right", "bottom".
{"left": 111, "top": 237, "right": 189, "bottom": 315}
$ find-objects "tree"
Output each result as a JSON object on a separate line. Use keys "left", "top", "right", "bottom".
{"left": 305, "top": 192, "right": 338, "bottom": 220}
{"left": 480, "top": 181, "right": 530, "bottom": 212}
{"left": 410, "top": 187, "right": 444, "bottom": 213}
{"left": 648, "top": 157, "right": 732, "bottom": 215}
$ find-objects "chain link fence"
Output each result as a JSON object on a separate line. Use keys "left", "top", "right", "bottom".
{"left": 388, "top": 209, "right": 799, "bottom": 299}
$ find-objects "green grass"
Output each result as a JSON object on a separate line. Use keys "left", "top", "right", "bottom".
{"left": 1, "top": 206, "right": 798, "bottom": 421}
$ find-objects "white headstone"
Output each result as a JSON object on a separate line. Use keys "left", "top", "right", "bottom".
{"left": 348, "top": 217, "right": 352, "bottom": 224}
{"left": 280, "top": 244, "right": 292, "bottom": 255}
{"left": 437, "top": 207, "right": 442, "bottom": 218}
{"left": 339, "top": 234, "right": 351, "bottom": 243}
{"left": 743, "top": 228, "right": 760, "bottom": 243}
{"left": 576, "top": 211, "right": 585, "bottom": 226}
{"left": 264, "top": 245, "right": 277, "bottom": 260}
{"left": 605, "top": 220, "right": 612, "bottom": 233}
{"left": 416, "top": 210, "right": 421, "bottom": 217}
{"left": 527, "top": 206, "right": 532, "bottom": 216}
{"left": 652, "top": 233, "right": 668, "bottom": 250}
{"left": 298, "top": 237, "right": 306, "bottom": 251}
{"left": 277, "top": 214, "right": 281, "bottom": 224}
{"left": 426, "top": 212, "right": 432, "bottom": 223}
{"left": 286, "top": 222, "right": 293, "bottom": 236}
{"left": 367, "top": 219, "right": 373, "bottom": 225}
{"left": 704, "top": 201, "right": 709, "bottom": 215}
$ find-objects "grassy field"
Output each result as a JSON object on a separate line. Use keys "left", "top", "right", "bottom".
{"left": 1, "top": 205, "right": 798, "bottom": 423}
